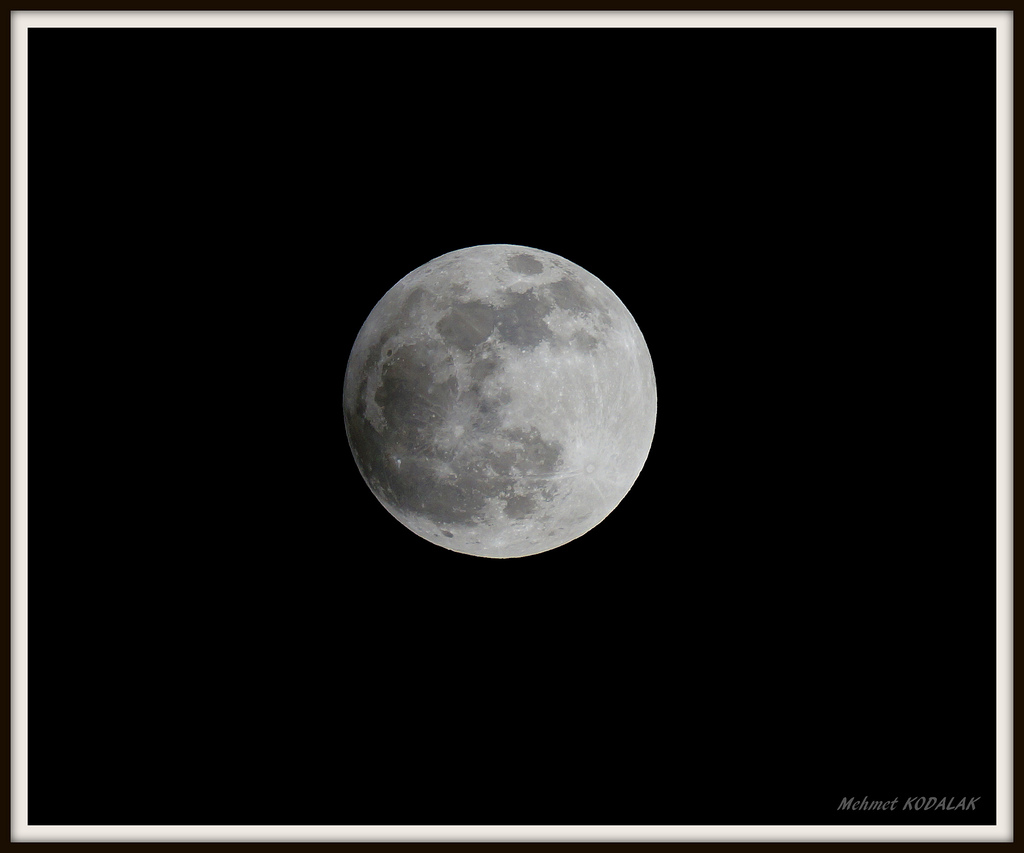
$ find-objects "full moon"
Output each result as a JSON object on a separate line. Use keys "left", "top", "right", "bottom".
{"left": 343, "top": 244, "right": 657, "bottom": 558}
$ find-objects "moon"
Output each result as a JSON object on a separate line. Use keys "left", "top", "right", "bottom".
{"left": 343, "top": 244, "right": 657, "bottom": 558}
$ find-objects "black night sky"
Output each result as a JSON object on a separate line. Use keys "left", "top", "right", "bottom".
{"left": 28, "top": 24, "right": 994, "bottom": 827}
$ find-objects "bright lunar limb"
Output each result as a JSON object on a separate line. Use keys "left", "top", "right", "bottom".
{"left": 343, "top": 244, "right": 657, "bottom": 558}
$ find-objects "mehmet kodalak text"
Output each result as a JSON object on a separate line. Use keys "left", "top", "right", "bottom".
{"left": 838, "top": 796, "right": 980, "bottom": 812}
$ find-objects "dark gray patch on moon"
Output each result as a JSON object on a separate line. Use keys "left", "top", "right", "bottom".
{"left": 546, "top": 276, "right": 612, "bottom": 327}
{"left": 469, "top": 388, "right": 509, "bottom": 433}
{"left": 387, "top": 457, "right": 487, "bottom": 526}
{"left": 504, "top": 494, "right": 537, "bottom": 519}
{"left": 436, "top": 300, "right": 495, "bottom": 350}
{"left": 366, "top": 414, "right": 564, "bottom": 530}
{"left": 470, "top": 353, "right": 500, "bottom": 381}
{"left": 482, "top": 447, "right": 514, "bottom": 477}
{"left": 397, "top": 286, "right": 431, "bottom": 324}
{"left": 571, "top": 330, "right": 601, "bottom": 351}
{"left": 347, "top": 376, "right": 391, "bottom": 486}
{"left": 374, "top": 342, "right": 457, "bottom": 450}
{"left": 496, "top": 290, "right": 552, "bottom": 349}
{"left": 508, "top": 253, "right": 544, "bottom": 275}
{"left": 501, "top": 425, "right": 562, "bottom": 474}
{"left": 547, "top": 277, "right": 590, "bottom": 313}
{"left": 350, "top": 330, "right": 564, "bottom": 531}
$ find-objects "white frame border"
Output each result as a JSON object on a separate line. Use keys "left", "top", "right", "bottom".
{"left": 11, "top": 9, "right": 1012, "bottom": 843}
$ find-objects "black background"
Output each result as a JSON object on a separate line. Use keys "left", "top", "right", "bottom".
{"left": 28, "top": 26, "right": 993, "bottom": 826}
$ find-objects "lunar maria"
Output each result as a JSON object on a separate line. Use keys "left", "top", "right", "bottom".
{"left": 343, "top": 244, "right": 657, "bottom": 558}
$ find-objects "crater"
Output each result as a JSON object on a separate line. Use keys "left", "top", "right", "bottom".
{"left": 508, "top": 253, "right": 544, "bottom": 275}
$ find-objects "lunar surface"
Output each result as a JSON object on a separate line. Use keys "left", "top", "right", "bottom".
{"left": 343, "top": 244, "right": 657, "bottom": 558}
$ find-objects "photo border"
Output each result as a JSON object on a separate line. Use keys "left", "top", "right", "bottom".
{"left": 10, "top": 8, "right": 1013, "bottom": 844}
